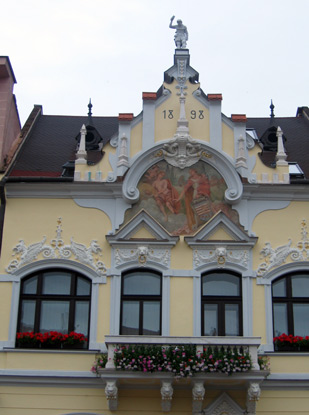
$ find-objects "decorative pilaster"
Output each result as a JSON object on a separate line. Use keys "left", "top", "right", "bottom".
{"left": 235, "top": 134, "right": 247, "bottom": 169}
{"left": 192, "top": 381, "right": 205, "bottom": 414}
{"left": 117, "top": 133, "right": 129, "bottom": 168}
{"left": 246, "top": 382, "right": 261, "bottom": 415}
{"left": 76, "top": 124, "right": 87, "bottom": 165}
{"left": 160, "top": 380, "right": 173, "bottom": 412}
{"left": 276, "top": 126, "right": 288, "bottom": 166}
{"left": 105, "top": 380, "right": 118, "bottom": 411}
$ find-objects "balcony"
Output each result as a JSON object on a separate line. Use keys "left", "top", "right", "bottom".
{"left": 98, "top": 335, "right": 269, "bottom": 412}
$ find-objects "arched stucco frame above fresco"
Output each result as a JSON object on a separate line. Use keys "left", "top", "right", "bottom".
{"left": 123, "top": 140, "right": 243, "bottom": 205}
{"left": 1, "top": 259, "right": 106, "bottom": 351}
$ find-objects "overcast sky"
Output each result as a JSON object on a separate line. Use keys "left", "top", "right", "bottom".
{"left": 2, "top": 0, "right": 308, "bottom": 125}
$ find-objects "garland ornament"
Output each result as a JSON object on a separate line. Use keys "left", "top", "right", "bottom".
{"left": 6, "top": 218, "right": 106, "bottom": 276}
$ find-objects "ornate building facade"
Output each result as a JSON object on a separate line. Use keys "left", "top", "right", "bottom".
{"left": 0, "top": 19, "right": 309, "bottom": 415}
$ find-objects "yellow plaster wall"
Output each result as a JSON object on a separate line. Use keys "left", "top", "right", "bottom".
{"left": 130, "top": 120, "right": 143, "bottom": 157}
{"left": 4, "top": 386, "right": 308, "bottom": 415}
{"left": 0, "top": 351, "right": 96, "bottom": 372}
{"left": 252, "top": 202, "right": 307, "bottom": 269}
{"left": 267, "top": 354, "right": 309, "bottom": 373}
{"left": 154, "top": 81, "right": 210, "bottom": 143}
{"left": 256, "top": 390, "right": 309, "bottom": 414}
{"left": 170, "top": 277, "right": 193, "bottom": 336}
{"left": 222, "top": 122, "right": 234, "bottom": 158}
{"left": 170, "top": 238, "right": 192, "bottom": 270}
{"left": 0, "top": 198, "right": 112, "bottom": 273}
{"left": 0, "top": 385, "right": 107, "bottom": 415}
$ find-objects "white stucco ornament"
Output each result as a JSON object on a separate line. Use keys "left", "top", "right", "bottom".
{"left": 257, "top": 219, "right": 309, "bottom": 277}
{"left": 6, "top": 218, "right": 106, "bottom": 276}
{"left": 115, "top": 246, "right": 170, "bottom": 268}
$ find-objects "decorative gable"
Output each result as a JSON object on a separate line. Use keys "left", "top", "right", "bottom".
{"left": 184, "top": 211, "right": 257, "bottom": 271}
{"left": 203, "top": 392, "right": 245, "bottom": 415}
{"left": 106, "top": 210, "right": 179, "bottom": 270}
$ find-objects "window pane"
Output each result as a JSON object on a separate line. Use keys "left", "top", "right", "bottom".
{"left": 203, "top": 304, "right": 218, "bottom": 336}
{"left": 143, "top": 301, "right": 160, "bottom": 335}
{"left": 291, "top": 276, "right": 309, "bottom": 297}
{"left": 293, "top": 304, "right": 309, "bottom": 336}
{"left": 42, "top": 272, "right": 71, "bottom": 295}
{"left": 121, "top": 301, "right": 139, "bottom": 334}
{"left": 272, "top": 278, "right": 286, "bottom": 297}
{"left": 74, "top": 301, "right": 89, "bottom": 335}
{"left": 123, "top": 272, "right": 160, "bottom": 295}
{"left": 40, "top": 301, "right": 69, "bottom": 333}
{"left": 23, "top": 276, "right": 38, "bottom": 294}
{"left": 202, "top": 273, "right": 240, "bottom": 296}
{"left": 19, "top": 300, "right": 36, "bottom": 332}
{"left": 77, "top": 277, "right": 91, "bottom": 296}
{"left": 225, "top": 304, "right": 239, "bottom": 336}
{"left": 273, "top": 303, "right": 288, "bottom": 336}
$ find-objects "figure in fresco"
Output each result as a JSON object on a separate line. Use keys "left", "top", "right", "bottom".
{"left": 169, "top": 16, "right": 188, "bottom": 49}
{"left": 177, "top": 168, "right": 212, "bottom": 231}
{"left": 152, "top": 170, "right": 180, "bottom": 221}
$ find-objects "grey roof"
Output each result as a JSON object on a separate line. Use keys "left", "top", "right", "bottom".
{"left": 247, "top": 113, "right": 309, "bottom": 179}
{"left": 9, "top": 111, "right": 118, "bottom": 178}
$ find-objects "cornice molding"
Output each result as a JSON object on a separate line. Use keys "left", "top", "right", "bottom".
{"left": 5, "top": 182, "right": 123, "bottom": 199}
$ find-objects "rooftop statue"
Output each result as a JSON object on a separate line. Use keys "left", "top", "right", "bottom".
{"left": 169, "top": 16, "right": 188, "bottom": 49}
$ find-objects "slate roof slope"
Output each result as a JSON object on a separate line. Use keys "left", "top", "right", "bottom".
{"left": 9, "top": 112, "right": 118, "bottom": 178}
{"left": 247, "top": 114, "right": 309, "bottom": 179}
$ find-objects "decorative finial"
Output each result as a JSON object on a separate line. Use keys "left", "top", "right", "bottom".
{"left": 169, "top": 16, "right": 188, "bottom": 49}
{"left": 88, "top": 98, "right": 93, "bottom": 117}
{"left": 270, "top": 99, "right": 275, "bottom": 118}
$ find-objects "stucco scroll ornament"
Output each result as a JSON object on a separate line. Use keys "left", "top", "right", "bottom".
{"left": 115, "top": 247, "right": 170, "bottom": 268}
{"left": 105, "top": 380, "right": 118, "bottom": 411}
{"left": 160, "top": 380, "right": 173, "bottom": 412}
{"left": 6, "top": 218, "right": 106, "bottom": 276}
{"left": 257, "top": 220, "right": 309, "bottom": 277}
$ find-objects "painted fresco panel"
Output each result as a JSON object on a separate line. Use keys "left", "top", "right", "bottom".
{"left": 125, "top": 161, "right": 239, "bottom": 235}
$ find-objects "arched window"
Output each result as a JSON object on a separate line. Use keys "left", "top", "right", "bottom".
{"left": 272, "top": 272, "right": 309, "bottom": 336}
{"left": 120, "top": 269, "right": 162, "bottom": 335}
{"left": 18, "top": 269, "right": 91, "bottom": 339}
{"left": 201, "top": 271, "right": 242, "bottom": 336}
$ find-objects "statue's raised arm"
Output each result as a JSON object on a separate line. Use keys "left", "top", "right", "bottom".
{"left": 169, "top": 16, "right": 188, "bottom": 49}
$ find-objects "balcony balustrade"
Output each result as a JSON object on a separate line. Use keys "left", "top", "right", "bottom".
{"left": 99, "top": 335, "right": 268, "bottom": 413}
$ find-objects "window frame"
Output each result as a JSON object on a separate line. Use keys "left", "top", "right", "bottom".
{"left": 120, "top": 269, "right": 162, "bottom": 336}
{"left": 272, "top": 272, "right": 309, "bottom": 337}
{"left": 17, "top": 269, "right": 91, "bottom": 341}
{"left": 201, "top": 271, "right": 243, "bottom": 336}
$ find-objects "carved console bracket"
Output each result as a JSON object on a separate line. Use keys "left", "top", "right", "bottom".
{"left": 192, "top": 381, "right": 205, "bottom": 414}
{"left": 160, "top": 380, "right": 174, "bottom": 412}
{"left": 105, "top": 380, "right": 118, "bottom": 411}
{"left": 246, "top": 382, "right": 261, "bottom": 415}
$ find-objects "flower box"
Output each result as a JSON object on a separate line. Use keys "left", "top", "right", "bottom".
{"left": 16, "top": 331, "right": 88, "bottom": 349}
{"left": 274, "top": 333, "right": 309, "bottom": 352}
